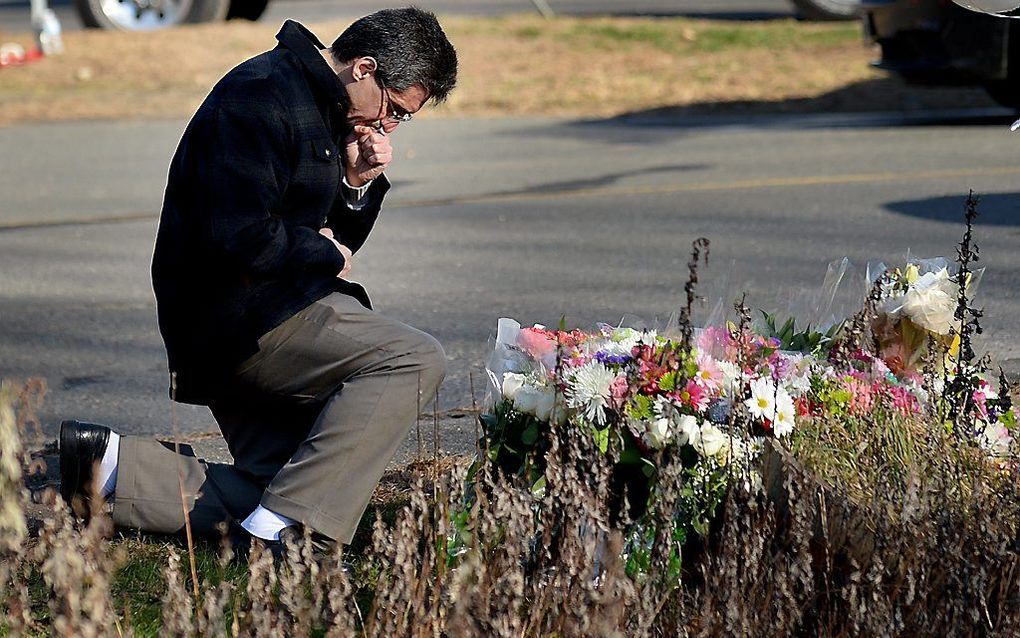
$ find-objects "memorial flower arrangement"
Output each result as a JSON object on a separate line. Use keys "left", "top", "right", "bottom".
{"left": 468, "top": 234, "right": 1016, "bottom": 579}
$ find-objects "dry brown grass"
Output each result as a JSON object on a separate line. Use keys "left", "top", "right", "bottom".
{"left": 0, "top": 15, "right": 998, "bottom": 128}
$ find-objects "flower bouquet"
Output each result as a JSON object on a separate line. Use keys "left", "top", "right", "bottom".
{"left": 463, "top": 203, "right": 1016, "bottom": 583}
{"left": 869, "top": 257, "right": 984, "bottom": 376}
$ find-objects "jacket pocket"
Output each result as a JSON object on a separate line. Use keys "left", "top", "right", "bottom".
{"left": 309, "top": 137, "right": 338, "bottom": 163}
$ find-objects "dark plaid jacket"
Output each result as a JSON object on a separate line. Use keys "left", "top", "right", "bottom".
{"left": 151, "top": 20, "right": 390, "bottom": 405}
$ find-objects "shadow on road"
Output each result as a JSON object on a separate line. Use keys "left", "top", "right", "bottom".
{"left": 553, "top": 78, "right": 1017, "bottom": 143}
{"left": 463, "top": 163, "right": 710, "bottom": 200}
{"left": 885, "top": 193, "right": 1020, "bottom": 227}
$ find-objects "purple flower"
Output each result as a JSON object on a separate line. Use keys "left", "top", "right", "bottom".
{"left": 596, "top": 351, "right": 631, "bottom": 365}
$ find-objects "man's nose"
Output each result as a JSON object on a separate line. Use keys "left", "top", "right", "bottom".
{"left": 382, "top": 121, "right": 400, "bottom": 135}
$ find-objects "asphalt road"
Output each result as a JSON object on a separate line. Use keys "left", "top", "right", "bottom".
{"left": 0, "top": 0, "right": 792, "bottom": 35}
{"left": 2, "top": 109, "right": 1019, "bottom": 449}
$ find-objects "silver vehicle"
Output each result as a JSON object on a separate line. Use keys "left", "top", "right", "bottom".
{"left": 75, "top": 0, "right": 266, "bottom": 30}
{"left": 790, "top": 0, "right": 860, "bottom": 20}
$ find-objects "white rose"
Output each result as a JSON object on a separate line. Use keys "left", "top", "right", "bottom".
{"left": 533, "top": 387, "right": 556, "bottom": 421}
{"left": 694, "top": 423, "right": 731, "bottom": 459}
{"left": 645, "top": 417, "right": 672, "bottom": 449}
{"left": 513, "top": 386, "right": 542, "bottom": 415}
{"left": 501, "top": 372, "right": 526, "bottom": 401}
{"left": 901, "top": 269, "right": 958, "bottom": 335}
{"left": 675, "top": 414, "right": 701, "bottom": 448}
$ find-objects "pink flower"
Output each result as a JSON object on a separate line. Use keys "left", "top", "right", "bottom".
{"left": 679, "top": 379, "right": 711, "bottom": 412}
{"left": 871, "top": 356, "right": 892, "bottom": 380}
{"left": 889, "top": 385, "right": 920, "bottom": 416}
{"left": 517, "top": 328, "right": 558, "bottom": 365}
{"left": 610, "top": 375, "right": 630, "bottom": 408}
{"left": 568, "top": 354, "right": 593, "bottom": 368}
{"left": 842, "top": 377, "right": 874, "bottom": 415}
{"left": 697, "top": 326, "right": 735, "bottom": 361}
{"left": 694, "top": 354, "right": 724, "bottom": 392}
{"left": 973, "top": 383, "right": 992, "bottom": 420}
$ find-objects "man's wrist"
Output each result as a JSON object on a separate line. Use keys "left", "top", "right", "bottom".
{"left": 344, "top": 170, "right": 369, "bottom": 188}
{"left": 342, "top": 173, "right": 374, "bottom": 203}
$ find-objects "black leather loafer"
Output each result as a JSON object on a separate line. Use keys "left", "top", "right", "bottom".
{"left": 59, "top": 419, "right": 111, "bottom": 519}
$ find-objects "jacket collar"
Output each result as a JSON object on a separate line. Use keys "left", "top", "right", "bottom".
{"left": 275, "top": 20, "right": 346, "bottom": 105}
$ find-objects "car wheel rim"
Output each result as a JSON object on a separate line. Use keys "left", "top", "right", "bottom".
{"left": 99, "top": 0, "right": 193, "bottom": 30}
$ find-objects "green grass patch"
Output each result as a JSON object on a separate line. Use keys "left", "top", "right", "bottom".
{"left": 559, "top": 18, "right": 860, "bottom": 54}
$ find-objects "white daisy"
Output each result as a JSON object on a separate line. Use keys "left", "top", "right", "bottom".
{"left": 745, "top": 377, "right": 777, "bottom": 421}
{"left": 772, "top": 390, "right": 796, "bottom": 437}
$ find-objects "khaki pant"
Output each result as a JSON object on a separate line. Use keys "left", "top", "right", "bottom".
{"left": 112, "top": 293, "right": 447, "bottom": 544}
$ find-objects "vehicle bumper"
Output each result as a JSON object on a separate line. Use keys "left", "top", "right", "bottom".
{"left": 862, "top": 0, "right": 1010, "bottom": 83}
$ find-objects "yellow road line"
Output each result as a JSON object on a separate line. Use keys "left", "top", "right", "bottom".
{"left": 2, "top": 165, "right": 1017, "bottom": 230}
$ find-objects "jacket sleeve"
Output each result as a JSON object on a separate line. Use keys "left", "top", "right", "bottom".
{"left": 328, "top": 173, "right": 390, "bottom": 254}
{"left": 193, "top": 91, "right": 346, "bottom": 278}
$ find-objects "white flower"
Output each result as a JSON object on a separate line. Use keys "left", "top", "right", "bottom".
{"left": 899, "top": 268, "right": 958, "bottom": 335}
{"left": 508, "top": 383, "right": 562, "bottom": 423}
{"left": 645, "top": 416, "right": 672, "bottom": 449}
{"left": 745, "top": 377, "right": 777, "bottom": 421}
{"left": 694, "top": 423, "right": 731, "bottom": 460}
{"left": 717, "top": 360, "right": 742, "bottom": 394}
{"left": 534, "top": 387, "right": 557, "bottom": 421}
{"left": 566, "top": 362, "right": 616, "bottom": 426}
{"left": 501, "top": 372, "right": 526, "bottom": 401}
{"left": 978, "top": 421, "right": 1012, "bottom": 457}
{"left": 781, "top": 353, "right": 814, "bottom": 396}
{"left": 675, "top": 414, "right": 702, "bottom": 448}
{"left": 644, "top": 399, "right": 678, "bottom": 449}
{"left": 772, "top": 391, "right": 796, "bottom": 437}
{"left": 512, "top": 385, "right": 543, "bottom": 415}
{"left": 601, "top": 328, "right": 657, "bottom": 357}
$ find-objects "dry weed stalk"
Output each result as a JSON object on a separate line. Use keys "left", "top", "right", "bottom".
{"left": 2, "top": 373, "right": 1020, "bottom": 636}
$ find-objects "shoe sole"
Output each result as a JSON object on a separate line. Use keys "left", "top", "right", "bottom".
{"left": 58, "top": 419, "right": 81, "bottom": 507}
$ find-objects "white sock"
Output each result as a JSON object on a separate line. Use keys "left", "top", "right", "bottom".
{"left": 241, "top": 505, "right": 297, "bottom": 541}
{"left": 98, "top": 430, "right": 120, "bottom": 499}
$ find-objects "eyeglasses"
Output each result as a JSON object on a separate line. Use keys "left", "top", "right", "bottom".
{"left": 377, "top": 80, "right": 414, "bottom": 127}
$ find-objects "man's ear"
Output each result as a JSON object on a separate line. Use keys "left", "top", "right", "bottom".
{"left": 352, "top": 56, "right": 378, "bottom": 81}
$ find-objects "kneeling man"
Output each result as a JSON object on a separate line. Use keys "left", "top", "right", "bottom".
{"left": 59, "top": 8, "right": 457, "bottom": 554}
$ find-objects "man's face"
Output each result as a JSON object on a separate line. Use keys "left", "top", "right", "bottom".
{"left": 343, "top": 57, "right": 429, "bottom": 132}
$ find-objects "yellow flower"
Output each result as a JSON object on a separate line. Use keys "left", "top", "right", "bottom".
{"left": 904, "top": 263, "right": 920, "bottom": 284}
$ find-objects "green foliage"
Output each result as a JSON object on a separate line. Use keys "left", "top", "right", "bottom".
{"left": 478, "top": 399, "right": 552, "bottom": 489}
{"left": 761, "top": 311, "right": 843, "bottom": 355}
{"left": 659, "top": 371, "right": 679, "bottom": 393}
{"left": 628, "top": 395, "right": 655, "bottom": 421}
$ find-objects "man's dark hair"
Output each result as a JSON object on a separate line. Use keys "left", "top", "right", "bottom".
{"left": 330, "top": 7, "right": 458, "bottom": 104}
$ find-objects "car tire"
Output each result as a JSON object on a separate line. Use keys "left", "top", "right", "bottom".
{"left": 76, "top": 0, "right": 228, "bottom": 30}
{"left": 789, "top": 0, "right": 859, "bottom": 21}
{"left": 226, "top": 0, "right": 269, "bottom": 21}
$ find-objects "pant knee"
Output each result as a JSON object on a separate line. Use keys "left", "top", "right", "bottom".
{"left": 416, "top": 333, "right": 448, "bottom": 388}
